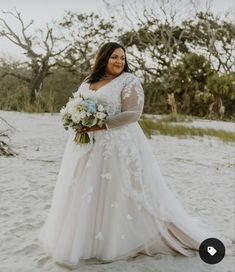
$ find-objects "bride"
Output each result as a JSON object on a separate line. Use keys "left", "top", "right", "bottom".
{"left": 38, "top": 42, "right": 214, "bottom": 267}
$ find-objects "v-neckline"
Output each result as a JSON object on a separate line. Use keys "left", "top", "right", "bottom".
{"left": 88, "top": 72, "right": 126, "bottom": 93}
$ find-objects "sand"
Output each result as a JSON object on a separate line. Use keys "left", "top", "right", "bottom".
{"left": 0, "top": 110, "right": 234, "bottom": 272}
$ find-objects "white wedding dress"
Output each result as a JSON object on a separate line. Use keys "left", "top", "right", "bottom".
{"left": 38, "top": 72, "right": 215, "bottom": 266}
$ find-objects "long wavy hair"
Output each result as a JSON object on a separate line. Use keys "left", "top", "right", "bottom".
{"left": 85, "top": 42, "right": 131, "bottom": 83}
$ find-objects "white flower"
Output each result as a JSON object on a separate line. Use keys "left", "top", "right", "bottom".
{"left": 73, "top": 96, "right": 83, "bottom": 104}
{"left": 66, "top": 100, "right": 77, "bottom": 114}
{"left": 96, "top": 112, "right": 106, "bottom": 119}
{"left": 95, "top": 232, "right": 104, "bottom": 241}
{"left": 73, "top": 91, "right": 81, "bottom": 98}
{"left": 71, "top": 112, "right": 82, "bottom": 123}
{"left": 97, "top": 104, "right": 104, "bottom": 111}
{"left": 60, "top": 107, "right": 68, "bottom": 116}
{"left": 79, "top": 111, "right": 87, "bottom": 119}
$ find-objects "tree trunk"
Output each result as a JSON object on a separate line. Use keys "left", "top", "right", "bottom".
{"left": 30, "top": 71, "right": 46, "bottom": 102}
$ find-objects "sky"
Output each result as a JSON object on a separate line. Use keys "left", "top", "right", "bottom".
{"left": 0, "top": 0, "right": 234, "bottom": 61}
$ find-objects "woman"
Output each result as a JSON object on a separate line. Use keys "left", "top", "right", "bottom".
{"left": 38, "top": 42, "right": 214, "bottom": 267}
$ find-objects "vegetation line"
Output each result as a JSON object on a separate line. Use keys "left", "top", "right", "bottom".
{"left": 139, "top": 118, "right": 235, "bottom": 143}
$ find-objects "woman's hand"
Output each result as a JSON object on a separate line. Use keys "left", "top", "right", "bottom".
{"left": 79, "top": 125, "right": 106, "bottom": 133}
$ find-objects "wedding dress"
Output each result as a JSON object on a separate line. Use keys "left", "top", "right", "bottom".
{"left": 38, "top": 72, "right": 216, "bottom": 266}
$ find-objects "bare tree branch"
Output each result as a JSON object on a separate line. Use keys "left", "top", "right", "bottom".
{"left": 0, "top": 9, "right": 70, "bottom": 101}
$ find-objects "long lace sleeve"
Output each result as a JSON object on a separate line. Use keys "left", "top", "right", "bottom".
{"left": 104, "top": 75, "right": 144, "bottom": 130}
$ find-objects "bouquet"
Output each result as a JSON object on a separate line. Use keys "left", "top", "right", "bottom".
{"left": 60, "top": 91, "right": 108, "bottom": 145}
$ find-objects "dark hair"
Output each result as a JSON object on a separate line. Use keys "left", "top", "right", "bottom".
{"left": 85, "top": 42, "right": 131, "bottom": 83}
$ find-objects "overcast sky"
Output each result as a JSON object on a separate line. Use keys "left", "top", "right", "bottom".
{"left": 0, "top": 0, "right": 234, "bottom": 60}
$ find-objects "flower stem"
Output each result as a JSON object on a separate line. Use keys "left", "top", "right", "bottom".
{"left": 74, "top": 132, "right": 90, "bottom": 145}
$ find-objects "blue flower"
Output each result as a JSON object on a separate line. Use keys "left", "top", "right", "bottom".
{"left": 80, "top": 100, "right": 97, "bottom": 114}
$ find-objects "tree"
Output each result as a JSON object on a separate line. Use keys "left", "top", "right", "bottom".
{"left": 116, "top": 2, "right": 235, "bottom": 81}
{"left": 0, "top": 10, "right": 69, "bottom": 102}
{"left": 119, "top": 8, "right": 191, "bottom": 82}
{"left": 183, "top": 12, "right": 235, "bottom": 73}
{"left": 165, "top": 53, "right": 215, "bottom": 115}
{"left": 206, "top": 73, "right": 235, "bottom": 118}
{"left": 57, "top": 12, "right": 115, "bottom": 81}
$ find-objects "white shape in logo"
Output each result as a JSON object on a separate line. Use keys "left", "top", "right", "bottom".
{"left": 207, "top": 246, "right": 217, "bottom": 256}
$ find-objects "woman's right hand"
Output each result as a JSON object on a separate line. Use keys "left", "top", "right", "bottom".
{"left": 78, "top": 125, "right": 106, "bottom": 133}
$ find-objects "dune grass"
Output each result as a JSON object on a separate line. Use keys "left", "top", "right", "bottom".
{"left": 139, "top": 117, "right": 235, "bottom": 143}
{"left": 143, "top": 113, "right": 193, "bottom": 123}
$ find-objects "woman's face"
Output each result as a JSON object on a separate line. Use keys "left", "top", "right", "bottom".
{"left": 105, "top": 47, "right": 126, "bottom": 76}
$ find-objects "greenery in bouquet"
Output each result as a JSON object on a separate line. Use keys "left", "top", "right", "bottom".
{"left": 60, "top": 91, "right": 108, "bottom": 145}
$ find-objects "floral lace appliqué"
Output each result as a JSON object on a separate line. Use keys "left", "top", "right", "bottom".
{"left": 95, "top": 232, "right": 104, "bottom": 241}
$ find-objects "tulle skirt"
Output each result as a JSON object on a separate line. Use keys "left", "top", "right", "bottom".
{"left": 38, "top": 122, "right": 216, "bottom": 266}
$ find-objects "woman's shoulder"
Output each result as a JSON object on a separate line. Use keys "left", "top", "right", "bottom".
{"left": 122, "top": 72, "right": 139, "bottom": 79}
{"left": 122, "top": 72, "right": 141, "bottom": 84}
{"left": 122, "top": 72, "right": 142, "bottom": 87}
{"left": 121, "top": 72, "right": 144, "bottom": 100}
{"left": 75, "top": 81, "right": 89, "bottom": 94}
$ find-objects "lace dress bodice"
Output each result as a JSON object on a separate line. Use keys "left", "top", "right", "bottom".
{"left": 76, "top": 72, "right": 145, "bottom": 129}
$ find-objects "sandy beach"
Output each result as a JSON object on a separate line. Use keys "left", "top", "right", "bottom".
{"left": 0, "top": 110, "right": 234, "bottom": 272}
